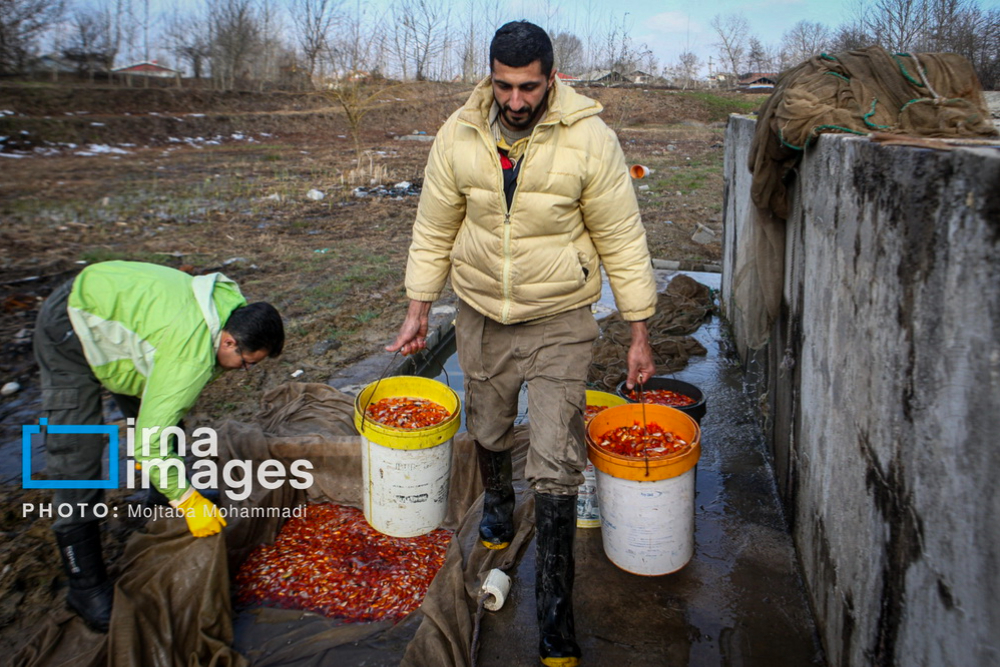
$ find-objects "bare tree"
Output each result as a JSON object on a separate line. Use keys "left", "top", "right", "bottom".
{"left": 0, "top": 0, "right": 66, "bottom": 74}
{"left": 552, "top": 31, "right": 583, "bottom": 74}
{"left": 675, "top": 50, "right": 701, "bottom": 89}
{"left": 747, "top": 36, "right": 777, "bottom": 73}
{"left": 290, "top": 0, "right": 342, "bottom": 79}
{"left": 246, "top": 1, "right": 287, "bottom": 89}
{"left": 601, "top": 12, "right": 638, "bottom": 73}
{"left": 62, "top": 9, "right": 108, "bottom": 78}
{"left": 710, "top": 12, "right": 750, "bottom": 83}
{"left": 859, "top": 0, "right": 931, "bottom": 52}
{"left": 166, "top": 8, "right": 212, "bottom": 79}
{"left": 829, "top": 22, "right": 874, "bottom": 51}
{"left": 207, "top": 0, "right": 262, "bottom": 90}
{"left": 393, "top": 0, "right": 449, "bottom": 80}
{"left": 921, "top": 1, "right": 1000, "bottom": 88}
{"left": 781, "top": 20, "right": 832, "bottom": 68}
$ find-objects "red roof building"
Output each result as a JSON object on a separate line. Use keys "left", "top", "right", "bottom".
{"left": 112, "top": 61, "right": 180, "bottom": 78}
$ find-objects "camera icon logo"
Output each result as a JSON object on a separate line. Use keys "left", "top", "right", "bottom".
{"left": 22, "top": 418, "right": 120, "bottom": 489}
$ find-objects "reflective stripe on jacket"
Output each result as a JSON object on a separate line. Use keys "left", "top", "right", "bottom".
{"left": 67, "top": 261, "right": 246, "bottom": 500}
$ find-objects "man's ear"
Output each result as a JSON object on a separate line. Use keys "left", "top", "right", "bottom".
{"left": 220, "top": 331, "right": 237, "bottom": 349}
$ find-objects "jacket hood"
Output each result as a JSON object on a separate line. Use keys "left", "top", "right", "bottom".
{"left": 458, "top": 75, "right": 603, "bottom": 129}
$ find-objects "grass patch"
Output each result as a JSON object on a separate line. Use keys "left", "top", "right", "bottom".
{"left": 684, "top": 92, "right": 762, "bottom": 122}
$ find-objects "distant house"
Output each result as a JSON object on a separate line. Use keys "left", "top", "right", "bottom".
{"left": 628, "top": 70, "right": 654, "bottom": 85}
{"left": 556, "top": 71, "right": 580, "bottom": 86}
{"left": 26, "top": 54, "right": 78, "bottom": 80}
{"left": 31, "top": 54, "right": 77, "bottom": 74}
{"left": 738, "top": 72, "right": 779, "bottom": 88}
{"left": 578, "top": 70, "right": 626, "bottom": 85}
{"left": 112, "top": 61, "right": 180, "bottom": 78}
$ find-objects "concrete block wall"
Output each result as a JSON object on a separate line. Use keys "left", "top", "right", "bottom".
{"left": 722, "top": 115, "right": 1000, "bottom": 666}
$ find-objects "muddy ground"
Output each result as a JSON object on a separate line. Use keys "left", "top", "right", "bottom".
{"left": 0, "top": 80, "right": 765, "bottom": 654}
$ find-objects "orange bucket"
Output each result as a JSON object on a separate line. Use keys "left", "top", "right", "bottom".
{"left": 586, "top": 403, "right": 701, "bottom": 481}
{"left": 586, "top": 403, "right": 701, "bottom": 575}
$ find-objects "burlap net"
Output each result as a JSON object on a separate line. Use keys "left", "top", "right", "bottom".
{"left": 737, "top": 45, "right": 997, "bottom": 350}
{"left": 588, "top": 274, "right": 713, "bottom": 390}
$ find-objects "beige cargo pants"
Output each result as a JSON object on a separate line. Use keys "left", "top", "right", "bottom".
{"left": 455, "top": 301, "right": 599, "bottom": 495}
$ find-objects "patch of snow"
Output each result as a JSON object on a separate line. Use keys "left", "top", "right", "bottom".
{"left": 74, "top": 144, "right": 130, "bottom": 156}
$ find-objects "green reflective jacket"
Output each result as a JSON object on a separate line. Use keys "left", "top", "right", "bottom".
{"left": 67, "top": 261, "right": 246, "bottom": 501}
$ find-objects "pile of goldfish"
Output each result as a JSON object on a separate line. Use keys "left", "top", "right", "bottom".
{"left": 624, "top": 388, "right": 696, "bottom": 407}
{"left": 235, "top": 503, "right": 452, "bottom": 623}
{"left": 584, "top": 404, "right": 611, "bottom": 422}
{"left": 365, "top": 396, "right": 451, "bottom": 429}
{"left": 594, "top": 421, "right": 690, "bottom": 458}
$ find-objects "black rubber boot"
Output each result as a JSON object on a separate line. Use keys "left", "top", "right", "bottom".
{"left": 476, "top": 442, "right": 515, "bottom": 550}
{"left": 55, "top": 522, "right": 114, "bottom": 632}
{"left": 535, "top": 492, "right": 581, "bottom": 667}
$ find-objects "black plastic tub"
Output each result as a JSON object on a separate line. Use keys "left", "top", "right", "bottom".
{"left": 616, "top": 377, "right": 707, "bottom": 424}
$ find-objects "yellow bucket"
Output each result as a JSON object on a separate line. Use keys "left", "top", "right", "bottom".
{"left": 578, "top": 390, "right": 629, "bottom": 528}
{"left": 586, "top": 403, "right": 701, "bottom": 575}
{"left": 585, "top": 389, "right": 628, "bottom": 414}
{"left": 354, "top": 376, "right": 461, "bottom": 537}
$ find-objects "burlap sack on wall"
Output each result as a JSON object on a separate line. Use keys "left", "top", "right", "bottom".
{"left": 737, "top": 45, "right": 997, "bottom": 349}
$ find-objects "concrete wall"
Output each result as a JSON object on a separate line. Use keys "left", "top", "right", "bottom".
{"left": 722, "top": 116, "right": 1000, "bottom": 666}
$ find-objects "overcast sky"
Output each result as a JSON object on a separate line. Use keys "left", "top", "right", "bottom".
{"left": 117, "top": 0, "right": 860, "bottom": 75}
{"left": 499, "top": 0, "right": 856, "bottom": 72}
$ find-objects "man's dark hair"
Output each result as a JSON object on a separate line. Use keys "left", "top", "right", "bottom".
{"left": 224, "top": 302, "right": 285, "bottom": 357}
{"left": 490, "top": 21, "right": 554, "bottom": 77}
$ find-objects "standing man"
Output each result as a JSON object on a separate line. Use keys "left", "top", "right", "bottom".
{"left": 388, "top": 21, "right": 656, "bottom": 666}
{"left": 33, "top": 260, "right": 284, "bottom": 632}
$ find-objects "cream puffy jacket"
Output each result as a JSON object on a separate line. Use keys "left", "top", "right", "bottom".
{"left": 405, "top": 77, "right": 656, "bottom": 324}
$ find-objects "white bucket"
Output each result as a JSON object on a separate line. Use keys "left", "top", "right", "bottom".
{"left": 360, "top": 436, "right": 453, "bottom": 537}
{"left": 354, "top": 376, "right": 461, "bottom": 538}
{"left": 586, "top": 403, "right": 701, "bottom": 576}
{"left": 595, "top": 467, "right": 696, "bottom": 575}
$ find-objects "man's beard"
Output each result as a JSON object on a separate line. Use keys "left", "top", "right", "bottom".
{"left": 501, "top": 91, "right": 548, "bottom": 130}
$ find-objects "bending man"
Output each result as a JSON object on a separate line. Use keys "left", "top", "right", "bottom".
{"left": 33, "top": 260, "right": 285, "bottom": 632}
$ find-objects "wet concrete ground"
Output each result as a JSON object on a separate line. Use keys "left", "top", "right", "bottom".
{"left": 394, "top": 271, "right": 826, "bottom": 666}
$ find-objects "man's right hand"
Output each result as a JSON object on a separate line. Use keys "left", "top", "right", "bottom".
{"left": 387, "top": 300, "right": 433, "bottom": 355}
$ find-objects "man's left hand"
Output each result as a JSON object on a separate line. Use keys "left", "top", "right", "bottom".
{"left": 625, "top": 320, "right": 655, "bottom": 390}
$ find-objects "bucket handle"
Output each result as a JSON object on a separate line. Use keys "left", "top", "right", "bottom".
{"left": 416, "top": 346, "right": 451, "bottom": 389}
{"left": 359, "top": 351, "right": 401, "bottom": 434}
{"left": 637, "top": 376, "right": 650, "bottom": 478}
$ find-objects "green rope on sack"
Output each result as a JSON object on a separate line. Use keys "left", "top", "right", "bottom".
{"left": 778, "top": 126, "right": 805, "bottom": 151}
{"left": 825, "top": 71, "right": 851, "bottom": 83}
{"left": 820, "top": 53, "right": 838, "bottom": 62}
{"left": 863, "top": 98, "right": 891, "bottom": 130}
{"left": 894, "top": 53, "right": 925, "bottom": 87}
